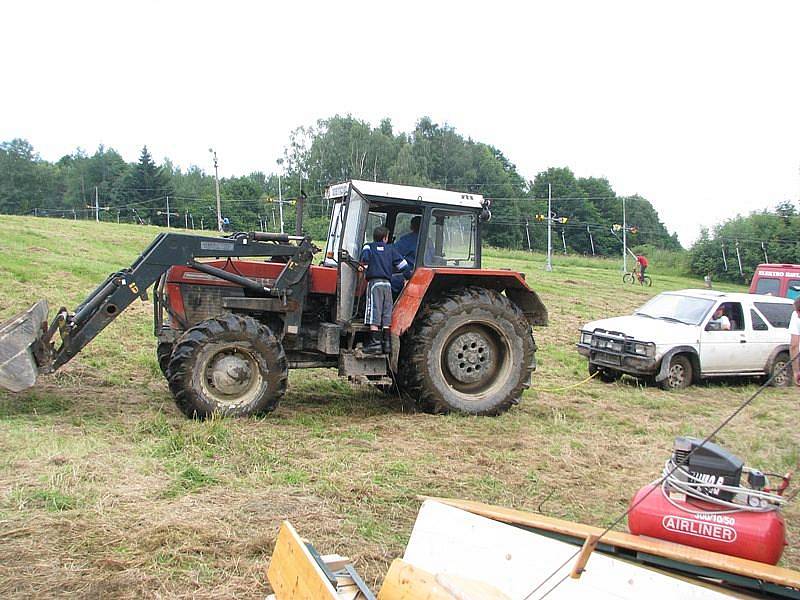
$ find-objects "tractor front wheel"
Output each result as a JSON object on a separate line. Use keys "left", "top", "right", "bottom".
{"left": 156, "top": 341, "right": 173, "bottom": 377}
{"left": 166, "top": 314, "right": 287, "bottom": 418}
{"left": 399, "top": 287, "right": 536, "bottom": 416}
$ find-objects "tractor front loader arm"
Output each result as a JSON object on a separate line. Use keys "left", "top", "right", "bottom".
{"left": 0, "top": 232, "right": 313, "bottom": 392}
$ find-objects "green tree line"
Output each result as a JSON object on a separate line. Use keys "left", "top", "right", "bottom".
{"left": 0, "top": 116, "right": 680, "bottom": 253}
{"left": 688, "top": 201, "right": 800, "bottom": 282}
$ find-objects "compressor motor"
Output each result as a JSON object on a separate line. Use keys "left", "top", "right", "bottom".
{"left": 628, "top": 437, "right": 790, "bottom": 564}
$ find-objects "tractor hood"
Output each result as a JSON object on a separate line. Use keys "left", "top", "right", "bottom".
{"left": 582, "top": 314, "right": 698, "bottom": 345}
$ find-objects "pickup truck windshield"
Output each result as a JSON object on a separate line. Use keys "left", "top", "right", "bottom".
{"left": 635, "top": 294, "right": 715, "bottom": 325}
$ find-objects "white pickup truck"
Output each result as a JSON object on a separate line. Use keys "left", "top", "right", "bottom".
{"left": 576, "top": 290, "right": 795, "bottom": 390}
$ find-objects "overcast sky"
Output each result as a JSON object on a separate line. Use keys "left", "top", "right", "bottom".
{"left": 2, "top": 1, "right": 798, "bottom": 246}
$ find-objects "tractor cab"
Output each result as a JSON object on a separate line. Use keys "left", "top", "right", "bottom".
{"left": 322, "top": 180, "right": 490, "bottom": 324}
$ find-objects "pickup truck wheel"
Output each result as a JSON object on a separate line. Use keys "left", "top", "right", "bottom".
{"left": 588, "top": 363, "right": 622, "bottom": 383}
{"left": 769, "top": 352, "right": 792, "bottom": 387}
{"left": 659, "top": 355, "right": 692, "bottom": 390}
{"left": 166, "top": 314, "right": 287, "bottom": 419}
{"left": 399, "top": 287, "right": 535, "bottom": 416}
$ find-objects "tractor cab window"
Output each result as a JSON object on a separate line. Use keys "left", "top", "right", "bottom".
{"left": 424, "top": 209, "right": 477, "bottom": 268}
{"left": 323, "top": 200, "right": 345, "bottom": 266}
{"left": 362, "top": 211, "right": 387, "bottom": 244}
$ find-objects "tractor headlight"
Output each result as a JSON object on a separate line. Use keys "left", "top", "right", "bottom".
{"left": 580, "top": 331, "right": 593, "bottom": 345}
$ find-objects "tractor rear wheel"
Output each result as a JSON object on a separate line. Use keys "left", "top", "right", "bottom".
{"left": 166, "top": 314, "right": 287, "bottom": 418}
{"left": 399, "top": 287, "right": 536, "bottom": 416}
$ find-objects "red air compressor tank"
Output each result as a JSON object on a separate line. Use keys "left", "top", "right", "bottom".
{"left": 627, "top": 484, "right": 786, "bottom": 565}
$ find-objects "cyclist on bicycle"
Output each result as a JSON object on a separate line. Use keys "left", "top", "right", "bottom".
{"left": 636, "top": 254, "right": 648, "bottom": 282}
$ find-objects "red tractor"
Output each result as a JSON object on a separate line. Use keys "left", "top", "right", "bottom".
{"left": 0, "top": 181, "right": 547, "bottom": 418}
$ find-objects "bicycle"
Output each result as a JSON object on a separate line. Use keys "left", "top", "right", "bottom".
{"left": 623, "top": 268, "right": 652, "bottom": 286}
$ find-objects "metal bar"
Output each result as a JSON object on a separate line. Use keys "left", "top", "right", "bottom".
{"left": 188, "top": 261, "right": 270, "bottom": 295}
{"left": 71, "top": 277, "right": 121, "bottom": 329}
{"left": 344, "top": 563, "right": 377, "bottom": 600}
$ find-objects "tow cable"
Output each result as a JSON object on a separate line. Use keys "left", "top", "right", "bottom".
{"left": 529, "top": 369, "right": 598, "bottom": 392}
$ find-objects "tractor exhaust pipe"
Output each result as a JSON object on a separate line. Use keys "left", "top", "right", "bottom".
{"left": 0, "top": 300, "right": 49, "bottom": 392}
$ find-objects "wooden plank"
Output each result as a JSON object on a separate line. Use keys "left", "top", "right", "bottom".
{"left": 377, "top": 559, "right": 511, "bottom": 600}
{"left": 423, "top": 496, "right": 800, "bottom": 591}
{"left": 267, "top": 521, "right": 340, "bottom": 600}
{"left": 320, "top": 554, "right": 351, "bottom": 573}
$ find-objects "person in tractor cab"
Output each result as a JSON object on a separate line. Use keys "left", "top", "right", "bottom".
{"left": 359, "top": 226, "right": 411, "bottom": 354}
{"left": 636, "top": 254, "right": 648, "bottom": 281}
{"left": 391, "top": 216, "right": 422, "bottom": 297}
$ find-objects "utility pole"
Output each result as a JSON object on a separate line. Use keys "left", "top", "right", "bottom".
{"left": 277, "top": 158, "right": 285, "bottom": 234}
{"left": 761, "top": 241, "right": 769, "bottom": 263}
{"left": 185, "top": 210, "right": 188, "bottom": 229}
{"left": 622, "top": 196, "right": 627, "bottom": 272}
{"left": 587, "top": 225, "right": 595, "bottom": 255}
{"left": 536, "top": 194, "right": 568, "bottom": 269}
{"left": 525, "top": 218, "right": 532, "bottom": 251}
{"left": 209, "top": 148, "right": 223, "bottom": 232}
{"left": 95, "top": 186, "right": 100, "bottom": 222}
{"left": 545, "top": 183, "right": 553, "bottom": 271}
{"left": 735, "top": 240, "right": 743, "bottom": 276}
{"left": 721, "top": 242, "right": 728, "bottom": 271}
{"left": 166, "top": 196, "right": 171, "bottom": 228}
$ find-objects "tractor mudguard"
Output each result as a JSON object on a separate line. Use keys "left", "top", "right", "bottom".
{"left": 0, "top": 300, "right": 48, "bottom": 392}
{"left": 392, "top": 268, "right": 548, "bottom": 338}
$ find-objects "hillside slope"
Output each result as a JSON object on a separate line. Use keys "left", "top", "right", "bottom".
{"left": 0, "top": 216, "right": 795, "bottom": 598}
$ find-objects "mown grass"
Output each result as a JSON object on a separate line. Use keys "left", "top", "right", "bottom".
{"left": 0, "top": 215, "right": 796, "bottom": 598}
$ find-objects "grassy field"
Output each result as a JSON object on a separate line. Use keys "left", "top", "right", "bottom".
{"left": 0, "top": 216, "right": 797, "bottom": 598}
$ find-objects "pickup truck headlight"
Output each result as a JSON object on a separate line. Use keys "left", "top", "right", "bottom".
{"left": 580, "top": 331, "right": 592, "bottom": 345}
{"left": 633, "top": 342, "right": 655, "bottom": 357}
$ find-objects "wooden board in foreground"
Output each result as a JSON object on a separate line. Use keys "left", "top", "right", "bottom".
{"left": 267, "top": 521, "right": 340, "bottom": 600}
{"left": 425, "top": 496, "right": 800, "bottom": 591}
{"left": 378, "top": 559, "right": 510, "bottom": 600}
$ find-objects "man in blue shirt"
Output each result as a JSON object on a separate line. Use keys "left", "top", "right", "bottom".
{"left": 391, "top": 216, "right": 426, "bottom": 296}
{"left": 360, "top": 225, "right": 410, "bottom": 354}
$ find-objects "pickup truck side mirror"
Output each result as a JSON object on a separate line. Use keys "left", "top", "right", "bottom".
{"left": 705, "top": 321, "right": 721, "bottom": 332}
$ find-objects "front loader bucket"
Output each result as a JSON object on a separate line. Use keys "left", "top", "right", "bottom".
{"left": 0, "top": 300, "right": 48, "bottom": 392}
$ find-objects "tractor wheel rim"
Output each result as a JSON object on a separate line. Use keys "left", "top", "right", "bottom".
{"left": 202, "top": 347, "right": 261, "bottom": 407}
{"left": 441, "top": 324, "right": 510, "bottom": 397}
{"left": 446, "top": 330, "right": 494, "bottom": 385}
